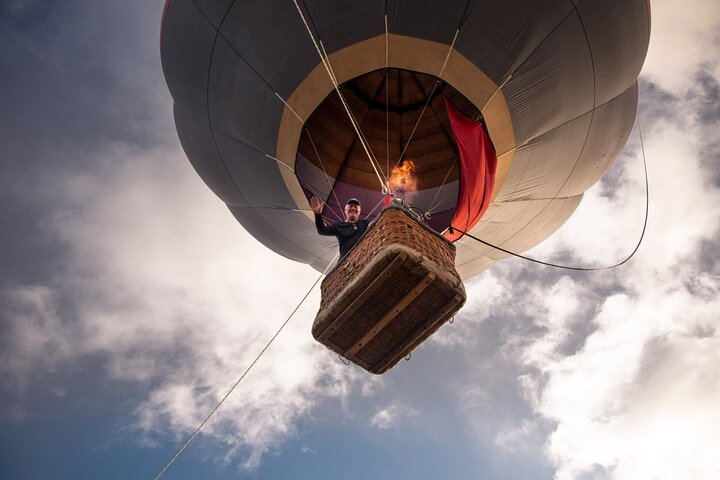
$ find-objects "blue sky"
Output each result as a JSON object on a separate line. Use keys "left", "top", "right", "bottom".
{"left": 1, "top": 1, "right": 720, "bottom": 479}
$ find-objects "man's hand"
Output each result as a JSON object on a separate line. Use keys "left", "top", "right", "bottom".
{"left": 309, "top": 196, "right": 324, "bottom": 214}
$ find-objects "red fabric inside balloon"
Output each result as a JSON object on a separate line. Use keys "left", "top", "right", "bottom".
{"left": 444, "top": 98, "right": 498, "bottom": 242}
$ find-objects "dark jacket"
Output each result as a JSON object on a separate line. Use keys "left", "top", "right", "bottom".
{"left": 315, "top": 214, "right": 369, "bottom": 258}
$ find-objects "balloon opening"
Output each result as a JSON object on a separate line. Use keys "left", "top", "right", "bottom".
{"left": 295, "top": 68, "right": 482, "bottom": 233}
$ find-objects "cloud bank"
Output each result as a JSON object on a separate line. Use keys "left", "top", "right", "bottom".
{"left": 2, "top": 0, "right": 719, "bottom": 478}
{"left": 1, "top": 142, "right": 370, "bottom": 468}
{"left": 459, "top": 1, "right": 720, "bottom": 476}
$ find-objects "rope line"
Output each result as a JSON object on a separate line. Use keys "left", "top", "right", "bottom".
{"left": 450, "top": 121, "right": 650, "bottom": 271}
{"left": 291, "top": 0, "right": 388, "bottom": 192}
{"left": 152, "top": 260, "right": 336, "bottom": 480}
{"left": 189, "top": 1, "right": 304, "bottom": 127}
{"left": 299, "top": 0, "right": 322, "bottom": 40}
{"left": 486, "top": 0, "right": 601, "bottom": 243}
{"left": 458, "top": 0, "right": 479, "bottom": 29}
{"left": 478, "top": 0, "right": 593, "bottom": 121}
{"left": 365, "top": 193, "right": 390, "bottom": 219}
{"left": 386, "top": 69, "right": 390, "bottom": 177}
{"left": 384, "top": 14, "right": 389, "bottom": 68}
{"left": 207, "top": 124, "right": 346, "bottom": 220}
{"left": 396, "top": 79, "right": 441, "bottom": 169}
{"left": 478, "top": 74, "right": 512, "bottom": 120}
{"left": 275, "top": 92, "right": 305, "bottom": 124}
{"left": 263, "top": 152, "right": 343, "bottom": 222}
{"left": 304, "top": 128, "right": 344, "bottom": 214}
{"left": 426, "top": 157, "right": 458, "bottom": 214}
{"left": 319, "top": 39, "right": 384, "bottom": 178}
{"left": 394, "top": 21, "right": 462, "bottom": 171}
{"left": 438, "top": 29, "right": 460, "bottom": 78}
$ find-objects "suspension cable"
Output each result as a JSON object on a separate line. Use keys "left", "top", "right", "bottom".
{"left": 449, "top": 121, "right": 650, "bottom": 271}
{"left": 209, "top": 125, "right": 343, "bottom": 223}
{"left": 477, "top": 74, "right": 513, "bottom": 121}
{"left": 152, "top": 258, "right": 337, "bottom": 480}
{"left": 426, "top": 157, "right": 458, "bottom": 214}
{"left": 396, "top": 79, "right": 441, "bottom": 169}
{"left": 319, "top": 40, "right": 383, "bottom": 173}
{"left": 304, "top": 127, "right": 344, "bottom": 212}
{"left": 386, "top": 69, "right": 390, "bottom": 178}
{"left": 291, "top": 0, "right": 388, "bottom": 193}
{"left": 394, "top": 22, "right": 462, "bottom": 171}
{"left": 385, "top": 12, "right": 389, "bottom": 176}
{"left": 365, "top": 193, "right": 390, "bottom": 219}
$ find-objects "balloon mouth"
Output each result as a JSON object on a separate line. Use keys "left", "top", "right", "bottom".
{"left": 295, "top": 67, "right": 482, "bottom": 232}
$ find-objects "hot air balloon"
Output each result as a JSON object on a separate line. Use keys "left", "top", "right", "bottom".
{"left": 160, "top": 0, "right": 650, "bottom": 372}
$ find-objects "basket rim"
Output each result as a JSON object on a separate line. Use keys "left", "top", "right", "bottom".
{"left": 324, "top": 203, "right": 456, "bottom": 278}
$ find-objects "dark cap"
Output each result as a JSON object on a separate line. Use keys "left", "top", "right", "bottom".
{"left": 345, "top": 198, "right": 361, "bottom": 206}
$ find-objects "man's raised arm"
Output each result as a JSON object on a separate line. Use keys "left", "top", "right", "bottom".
{"left": 310, "top": 196, "right": 337, "bottom": 236}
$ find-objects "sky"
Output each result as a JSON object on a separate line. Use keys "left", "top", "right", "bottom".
{"left": 1, "top": 1, "right": 719, "bottom": 479}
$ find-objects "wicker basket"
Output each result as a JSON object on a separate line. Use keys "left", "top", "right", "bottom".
{"left": 312, "top": 204, "right": 466, "bottom": 374}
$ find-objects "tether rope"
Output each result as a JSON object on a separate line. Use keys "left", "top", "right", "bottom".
{"left": 291, "top": 0, "right": 388, "bottom": 193}
{"left": 152, "top": 258, "right": 337, "bottom": 480}
{"left": 449, "top": 122, "right": 650, "bottom": 271}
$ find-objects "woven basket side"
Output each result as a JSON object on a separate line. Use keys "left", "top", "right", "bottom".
{"left": 320, "top": 207, "right": 459, "bottom": 310}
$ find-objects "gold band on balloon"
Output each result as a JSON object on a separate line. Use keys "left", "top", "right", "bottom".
{"left": 274, "top": 33, "right": 516, "bottom": 215}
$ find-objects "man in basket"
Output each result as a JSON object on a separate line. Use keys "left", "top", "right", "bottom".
{"left": 309, "top": 196, "right": 369, "bottom": 259}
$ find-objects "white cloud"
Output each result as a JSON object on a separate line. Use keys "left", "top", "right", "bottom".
{"left": 1, "top": 285, "right": 73, "bottom": 397}
{"left": 519, "top": 276, "right": 585, "bottom": 366}
{"left": 457, "top": 385, "right": 490, "bottom": 411}
{"left": 1, "top": 142, "right": 369, "bottom": 467}
{"left": 531, "top": 290, "right": 720, "bottom": 480}
{"left": 430, "top": 268, "right": 508, "bottom": 347}
{"left": 472, "top": 6, "right": 720, "bottom": 478}
{"left": 494, "top": 418, "right": 541, "bottom": 454}
{"left": 370, "top": 402, "right": 418, "bottom": 430}
{"left": 643, "top": 0, "right": 720, "bottom": 93}
{"left": 3, "top": 1, "right": 719, "bottom": 477}
{"left": 510, "top": 82, "right": 720, "bottom": 480}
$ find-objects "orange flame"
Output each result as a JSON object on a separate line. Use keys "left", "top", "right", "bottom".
{"left": 386, "top": 160, "right": 418, "bottom": 201}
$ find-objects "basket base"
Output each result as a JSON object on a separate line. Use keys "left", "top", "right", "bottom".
{"left": 312, "top": 245, "right": 465, "bottom": 374}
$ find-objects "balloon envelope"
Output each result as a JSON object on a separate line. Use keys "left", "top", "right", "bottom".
{"left": 160, "top": 0, "right": 650, "bottom": 278}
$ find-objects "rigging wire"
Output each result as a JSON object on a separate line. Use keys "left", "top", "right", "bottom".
{"left": 304, "top": 127, "right": 344, "bottom": 215}
{"left": 426, "top": 157, "right": 458, "bottom": 215}
{"left": 477, "top": 1, "right": 585, "bottom": 122}
{"left": 152, "top": 257, "right": 337, "bottom": 480}
{"left": 449, "top": 121, "right": 650, "bottom": 272}
{"left": 477, "top": 74, "right": 513, "bottom": 121}
{"left": 394, "top": 25, "right": 461, "bottom": 170}
{"left": 394, "top": 0, "right": 475, "bottom": 172}
{"left": 395, "top": 79, "right": 442, "bottom": 169}
{"left": 319, "top": 40, "right": 384, "bottom": 176}
{"left": 365, "top": 193, "right": 390, "bottom": 219}
{"left": 291, "top": 0, "right": 388, "bottom": 193}
{"left": 386, "top": 69, "right": 390, "bottom": 178}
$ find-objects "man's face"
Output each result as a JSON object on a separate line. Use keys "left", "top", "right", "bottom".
{"left": 345, "top": 202, "right": 361, "bottom": 223}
